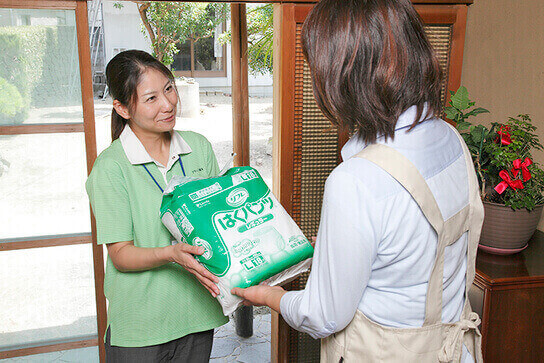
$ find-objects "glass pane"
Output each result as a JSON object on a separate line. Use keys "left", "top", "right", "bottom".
{"left": 0, "top": 133, "right": 90, "bottom": 240}
{"left": 0, "top": 9, "right": 82, "bottom": 125}
{"left": 0, "top": 244, "right": 97, "bottom": 350}
{"left": 95, "top": 2, "right": 234, "bottom": 161}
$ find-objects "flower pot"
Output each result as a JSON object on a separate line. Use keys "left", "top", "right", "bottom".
{"left": 479, "top": 201, "right": 543, "bottom": 254}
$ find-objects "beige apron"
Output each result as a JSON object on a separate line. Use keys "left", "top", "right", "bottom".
{"left": 321, "top": 126, "right": 484, "bottom": 363}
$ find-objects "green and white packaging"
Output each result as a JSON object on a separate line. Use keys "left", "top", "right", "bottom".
{"left": 160, "top": 166, "right": 314, "bottom": 316}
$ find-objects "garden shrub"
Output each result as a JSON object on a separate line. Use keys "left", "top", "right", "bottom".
{"left": 0, "top": 25, "right": 81, "bottom": 110}
{"left": 31, "top": 26, "right": 81, "bottom": 108}
{"left": 0, "top": 77, "right": 27, "bottom": 125}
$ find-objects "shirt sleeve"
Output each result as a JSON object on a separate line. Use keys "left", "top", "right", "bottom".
{"left": 86, "top": 158, "right": 134, "bottom": 244}
{"left": 279, "top": 169, "right": 379, "bottom": 339}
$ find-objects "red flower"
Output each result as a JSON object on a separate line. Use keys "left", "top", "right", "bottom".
{"left": 495, "top": 125, "right": 512, "bottom": 146}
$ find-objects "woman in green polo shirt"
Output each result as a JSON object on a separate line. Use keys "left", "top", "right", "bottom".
{"left": 86, "top": 50, "right": 228, "bottom": 362}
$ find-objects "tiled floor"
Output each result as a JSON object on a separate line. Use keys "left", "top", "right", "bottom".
{"left": 210, "top": 313, "right": 271, "bottom": 363}
{"left": 0, "top": 314, "right": 271, "bottom": 363}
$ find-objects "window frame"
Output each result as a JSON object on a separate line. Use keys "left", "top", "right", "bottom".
{"left": 0, "top": 0, "right": 104, "bottom": 360}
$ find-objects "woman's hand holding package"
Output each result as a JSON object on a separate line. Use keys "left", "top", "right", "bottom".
{"left": 167, "top": 243, "right": 220, "bottom": 297}
{"left": 106, "top": 241, "right": 220, "bottom": 297}
{"left": 231, "top": 285, "right": 287, "bottom": 313}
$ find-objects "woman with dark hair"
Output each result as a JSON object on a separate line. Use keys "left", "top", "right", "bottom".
{"left": 86, "top": 50, "right": 227, "bottom": 362}
{"left": 233, "top": 0, "right": 483, "bottom": 361}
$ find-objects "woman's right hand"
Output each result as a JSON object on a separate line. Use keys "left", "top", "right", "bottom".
{"left": 167, "top": 243, "right": 220, "bottom": 297}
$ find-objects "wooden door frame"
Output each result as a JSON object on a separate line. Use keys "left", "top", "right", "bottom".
{"left": 231, "top": 3, "right": 250, "bottom": 167}
{"left": 416, "top": 4, "right": 469, "bottom": 111}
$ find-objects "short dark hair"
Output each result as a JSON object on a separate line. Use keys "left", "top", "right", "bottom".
{"left": 105, "top": 50, "right": 176, "bottom": 141}
{"left": 302, "top": 0, "right": 442, "bottom": 144}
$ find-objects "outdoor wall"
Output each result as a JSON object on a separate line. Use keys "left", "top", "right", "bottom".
{"left": 102, "top": 1, "right": 152, "bottom": 62}
{"left": 461, "top": 0, "right": 544, "bottom": 229}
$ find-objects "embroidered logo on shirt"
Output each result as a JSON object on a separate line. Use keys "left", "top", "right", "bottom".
{"left": 192, "top": 167, "right": 204, "bottom": 174}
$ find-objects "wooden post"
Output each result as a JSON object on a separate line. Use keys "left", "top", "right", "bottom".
{"left": 231, "top": 3, "right": 250, "bottom": 167}
{"left": 75, "top": 1, "right": 106, "bottom": 362}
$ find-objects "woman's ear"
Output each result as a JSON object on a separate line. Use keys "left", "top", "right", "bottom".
{"left": 113, "top": 100, "right": 131, "bottom": 120}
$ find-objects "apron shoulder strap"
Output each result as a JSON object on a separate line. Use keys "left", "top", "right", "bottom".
{"left": 444, "top": 123, "right": 485, "bottom": 309}
{"left": 352, "top": 125, "right": 485, "bottom": 361}
{"left": 354, "top": 144, "right": 448, "bottom": 324}
{"left": 353, "top": 138, "right": 476, "bottom": 326}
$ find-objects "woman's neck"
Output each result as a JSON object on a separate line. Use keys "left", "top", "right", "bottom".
{"left": 130, "top": 125, "right": 172, "bottom": 166}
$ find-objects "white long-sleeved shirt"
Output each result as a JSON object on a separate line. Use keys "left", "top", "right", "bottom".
{"left": 280, "top": 106, "right": 472, "bottom": 352}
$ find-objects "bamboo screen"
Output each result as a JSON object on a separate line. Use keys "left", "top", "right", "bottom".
{"left": 425, "top": 25, "right": 453, "bottom": 108}
{"left": 287, "top": 24, "right": 338, "bottom": 361}
{"left": 285, "top": 23, "right": 455, "bottom": 362}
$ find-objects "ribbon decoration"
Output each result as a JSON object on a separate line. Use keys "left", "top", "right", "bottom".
{"left": 494, "top": 170, "right": 524, "bottom": 194}
{"left": 496, "top": 125, "right": 512, "bottom": 146}
{"left": 511, "top": 157, "right": 533, "bottom": 182}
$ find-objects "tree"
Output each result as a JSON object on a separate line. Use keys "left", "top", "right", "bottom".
{"left": 122, "top": 2, "right": 229, "bottom": 66}
{"left": 219, "top": 4, "right": 273, "bottom": 75}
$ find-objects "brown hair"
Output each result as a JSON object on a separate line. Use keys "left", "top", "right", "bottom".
{"left": 301, "top": 0, "right": 442, "bottom": 144}
{"left": 105, "top": 50, "right": 176, "bottom": 141}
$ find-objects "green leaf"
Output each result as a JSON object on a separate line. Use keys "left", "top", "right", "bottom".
{"left": 465, "top": 107, "right": 490, "bottom": 118}
{"left": 456, "top": 121, "right": 471, "bottom": 131}
{"left": 451, "top": 86, "right": 470, "bottom": 110}
{"left": 471, "top": 126, "right": 484, "bottom": 144}
{"left": 445, "top": 106, "right": 458, "bottom": 119}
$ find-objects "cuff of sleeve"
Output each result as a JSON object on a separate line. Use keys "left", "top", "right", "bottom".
{"left": 279, "top": 291, "right": 337, "bottom": 339}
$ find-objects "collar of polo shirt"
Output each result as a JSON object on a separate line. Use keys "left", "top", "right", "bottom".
{"left": 119, "top": 124, "right": 192, "bottom": 167}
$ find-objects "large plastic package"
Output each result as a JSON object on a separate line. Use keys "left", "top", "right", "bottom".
{"left": 160, "top": 166, "right": 314, "bottom": 316}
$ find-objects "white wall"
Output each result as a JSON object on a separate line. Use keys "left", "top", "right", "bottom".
{"left": 102, "top": 1, "right": 152, "bottom": 63}
{"left": 461, "top": 0, "right": 544, "bottom": 229}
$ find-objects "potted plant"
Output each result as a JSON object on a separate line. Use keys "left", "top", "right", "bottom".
{"left": 446, "top": 87, "right": 544, "bottom": 254}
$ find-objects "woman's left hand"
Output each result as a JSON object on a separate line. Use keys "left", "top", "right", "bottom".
{"left": 231, "top": 285, "right": 287, "bottom": 313}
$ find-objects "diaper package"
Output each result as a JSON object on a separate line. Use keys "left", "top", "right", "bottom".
{"left": 160, "top": 166, "right": 314, "bottom": 315}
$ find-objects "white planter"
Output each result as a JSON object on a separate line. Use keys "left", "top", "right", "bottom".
{"left": 175, "top": 79, "right": 200, "bottom": 118}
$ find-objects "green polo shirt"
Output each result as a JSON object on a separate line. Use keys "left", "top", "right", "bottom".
{"left": 86, "top": 129, "right": 228, "bottom": 347}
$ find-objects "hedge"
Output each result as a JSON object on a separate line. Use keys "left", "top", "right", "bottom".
{"left": 0, "top": 77, "right": 27, "bottom": 125}
{"left": 0, "top": 25, "right": 81, "bottom": 110}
